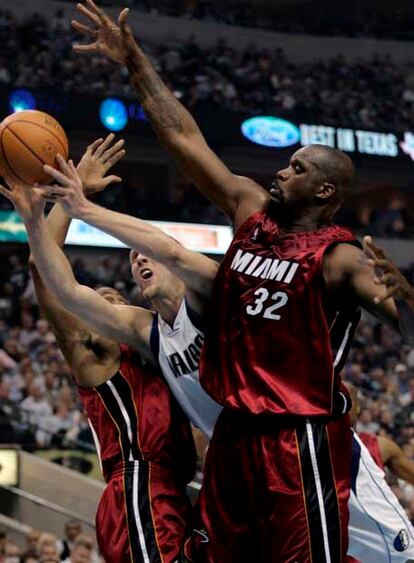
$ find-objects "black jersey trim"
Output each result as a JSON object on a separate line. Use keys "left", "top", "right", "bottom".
{"left": 150, "top": 312, "right": 160, "bottom": 361}
{"left": 184, "top": 298, "right": 205, "bottom": 332}
{"left": 95, "top": 371, "right": 143, "bottom": 462}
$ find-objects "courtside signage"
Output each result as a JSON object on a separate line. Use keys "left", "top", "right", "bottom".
{"left": 241, "top": 116, "right": 414, "bottom": 162}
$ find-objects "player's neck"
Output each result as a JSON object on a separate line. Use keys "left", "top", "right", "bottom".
{"left": 273, "top": 205, "right": 332, "bottom": 233}
{"left": 150, "top": 291, "right": 184, "bottom": 327}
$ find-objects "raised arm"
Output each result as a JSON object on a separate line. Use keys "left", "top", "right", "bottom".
{"left": 39, "top": 157, "right": 218, "bottom": 303}
{"left": 29, "top": 134, "right": 127, "bottom": 360}
{"left": 0, "top": 177, "right": 153, "bottom": 357}
{"left": 72, "top": 0, "right": 268, "bottom": 226}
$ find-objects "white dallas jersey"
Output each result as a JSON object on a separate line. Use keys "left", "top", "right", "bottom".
{"left": 150, "top": 299, "right": 222, "bottom": 438}
{"left": 348, "top": 431, "right": 414, "bottom": 562}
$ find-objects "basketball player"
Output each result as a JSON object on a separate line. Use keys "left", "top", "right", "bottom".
{"left": 71, "top": 4, "right": 414, "bottom": 561}
{"left": 344, "top": 382, "right": 414, "bottom": 562}
{"left": 5, "top": 136, "right": 197, "bottom": 563}
{"left": 32, "top": 141, "right": 414, "bottom": 562}
{"left": 22, "top": 153, "right": 221, "bottom": 441}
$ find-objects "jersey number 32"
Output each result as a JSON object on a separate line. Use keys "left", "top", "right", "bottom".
{"left": 246, "top": 288, "right": 288, "bottom": 320}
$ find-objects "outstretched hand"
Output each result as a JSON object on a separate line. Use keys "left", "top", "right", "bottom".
{"left": 0, "top": 181, "right": 45, "bottom": 223}
{"left": 77, "top": 133, "right": 125, "bottom": 195}
{"left": 363, "top": 236, "right": 414, "bottom": 304}
{"left": 72, "top": 0, "right": 138, "bottom": 65}
{"left": 38, "top": 157, "right": 89, "bottom": 219}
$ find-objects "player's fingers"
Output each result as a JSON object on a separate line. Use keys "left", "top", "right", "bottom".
{"left": 86, "top": 137, "right": 104, "bottom": 153}
{"left": 71, "top": 19, "right": 97, "bottom": 37}
{"left": 0, "top": 185, "right": 13, "bottom": 201}
{"left": 103, "top": 149, "right": 126, "bottom": 170}
{"left": 85, "top": 0, "right": 111, "bottom": 23}
{"left": 101, "top": 139, "right": 125, "bottom": 162}
{"left": 118, "top": 8, "right": 130, "bottom": 30}
{"left": 43, "top": 165, "right": 72, "bottom": 186}
{"left": 374, "top": 273, "right": 397, "bottom": 287}
{"left": 72, "top": 42, "right": 99, "bottom": 53}
{"left": 103, "top": 175, "right": 122, "bottom": 187}
{"left": 37, "top": 185, "right": 69, "bottom": 196}
{"left": 56, "top": 153, "right": 71, "bottom": 175}
{"left": 68, "top": 160, "right": 79, "bottom": 178}
{"left": 76, "top": 2, "right": 101, "bottom": 25}
{"left": 367, "top": 258, "right": 390, "bottom": 269}
{"left": 374, "top": 285, "right": 398, "bottom": 304}
{"left": 119, "top": 9, "right": 134, "bottom": 40}
{"left": 363, "top": 235, "right": 387, "bottom": 260}
{"left": 94, "top": 133, "right": 115, "bottom": 157}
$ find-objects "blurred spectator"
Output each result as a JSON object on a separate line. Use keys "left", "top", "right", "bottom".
{"left": 37, "top": 533, "right": 59, "bottom": 562}
{"left": 59, "top": 521, "right": 82, "bottom": 561}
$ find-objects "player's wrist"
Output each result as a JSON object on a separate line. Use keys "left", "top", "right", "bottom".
{"left": 72, "top": 197, "right": 94, "bottom": 220}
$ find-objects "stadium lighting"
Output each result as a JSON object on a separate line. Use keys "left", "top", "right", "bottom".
{"left": 99, "top": 98, "right": 128, "bottom": 132}
{"left": 8, "top": 89, "right": 37, "bottom": 113}
{"left": 241, "top": 116, "right": 300, "bottom": 148}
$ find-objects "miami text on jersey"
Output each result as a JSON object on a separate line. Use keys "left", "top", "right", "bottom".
{"left": 231, "top": 249, "right": 299, "bottom": 283}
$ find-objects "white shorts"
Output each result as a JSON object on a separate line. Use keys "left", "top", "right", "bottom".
{"left": 348, "top": 432, "right": 414, "bottom": 562}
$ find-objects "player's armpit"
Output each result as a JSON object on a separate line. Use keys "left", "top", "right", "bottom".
{"left": 323, "top": 243, "right": 399, "bottom": 331}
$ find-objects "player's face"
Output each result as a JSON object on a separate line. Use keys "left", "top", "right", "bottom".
{"left": 130, "top": 251, "right": 182, "bottom": 299}
{"left": 271, "top": 147, "right": 323, "bottom": 209}
{"left": 96, "top": 287, "right": 128, "bottom": 306}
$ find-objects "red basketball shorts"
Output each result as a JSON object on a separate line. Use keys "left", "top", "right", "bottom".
{"left": 96, "top": 460, "right": 192, "bottom": 562}
{"left": 185, "top": 410, "right": 352, "bottom": 563}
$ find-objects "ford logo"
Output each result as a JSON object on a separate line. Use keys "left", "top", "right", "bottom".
{"left": 241, "top": 116, "right": 300, "bottom": 148}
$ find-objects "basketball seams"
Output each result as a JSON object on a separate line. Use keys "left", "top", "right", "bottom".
{"left": 6, "top": 120, "right": 68, "bottom": 160}
{"left": 0, "top": 130, "right": 32, "bottom": 186}
{"left": 5, "top": 126, "right": 47, "bottom": 168}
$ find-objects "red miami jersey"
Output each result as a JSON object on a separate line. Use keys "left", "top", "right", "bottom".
{"left": 200, "top": 210, "right": 361, "bottom": 416}
{"left": 359, "top": 432, "right": 385, "bottom": 471}
{"left": 77, "top": 344, "right": 196, "bottom": 483}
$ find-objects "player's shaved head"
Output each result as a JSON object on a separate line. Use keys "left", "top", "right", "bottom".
{"left": 303, "top": 144, "right": 355, "bottom": 203}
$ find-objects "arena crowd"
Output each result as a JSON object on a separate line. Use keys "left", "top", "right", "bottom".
{"left": 1, "top": 8, "right": 414, "bottom": 133}
{"left": 0, "top": 519, "right": 100, "bottom": 562}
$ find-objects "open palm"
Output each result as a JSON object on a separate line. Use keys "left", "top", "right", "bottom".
{"left": 76, "top": 134, "right": 125, "bottom": 195}
{"left": 72, "top": 0, "right": 137, "bottom": 65}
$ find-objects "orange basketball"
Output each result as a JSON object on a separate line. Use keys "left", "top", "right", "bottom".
{"left": 0, "top": 110, "right": 69, "bottom": 186}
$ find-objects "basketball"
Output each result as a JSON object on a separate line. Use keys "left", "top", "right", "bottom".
{"left": 0, "top": 110, "right": 69, "bottom": 186}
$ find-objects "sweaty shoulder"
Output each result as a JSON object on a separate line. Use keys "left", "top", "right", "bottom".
{"left": 233, "top": 176, "right": 269, "bottom": 230}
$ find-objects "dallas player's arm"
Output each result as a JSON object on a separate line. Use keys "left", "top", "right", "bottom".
{"left": 71, "top": 0, "right": 268, "bottom": 228}
{"left": 38, "top": 157, "right": 219, "bottom": 313}
{"left": 377, "top": 436, "right": 414, "bottom": 485}
{"left": 324, "top": 237, "right": 414, "bottom": 342}
{"left": 28, "top": 135, "right": 127, "bottom": 385}
{"left": 0, "top": 178, "right": 153, "bottom": 361}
